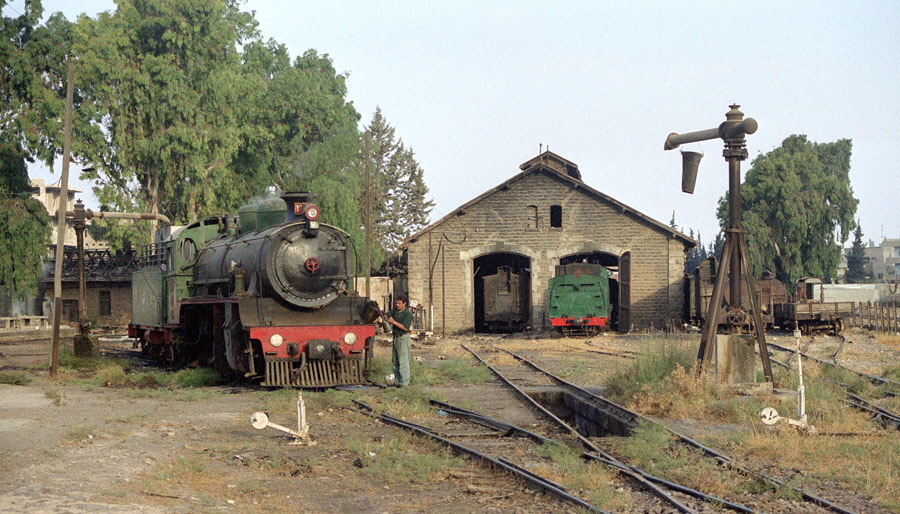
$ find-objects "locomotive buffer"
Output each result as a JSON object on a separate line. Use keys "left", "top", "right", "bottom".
{"left": 665, "top": 105, "right": 774, "bottom": 385}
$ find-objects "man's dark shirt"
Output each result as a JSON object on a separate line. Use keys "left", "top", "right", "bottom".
{"left": 388, "top": 307, "right": 413, "bottom": 337}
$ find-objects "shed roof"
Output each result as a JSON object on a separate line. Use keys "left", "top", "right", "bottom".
{"left": 404, "top": 151, "right": 696, "bottom": 247}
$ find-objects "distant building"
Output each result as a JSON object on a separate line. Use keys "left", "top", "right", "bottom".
{"left": 30, "top": 178, "right": 103, "bottom": 249}
{"left": 27, "top": 179, "right": 134, "bottom": 327}
{"left": 865, "top": 238, "right": 900, "bottom": 282}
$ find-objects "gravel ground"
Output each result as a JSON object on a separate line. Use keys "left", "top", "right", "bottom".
{"left": 1, "top": 328, "right": 898, "bottom": 513}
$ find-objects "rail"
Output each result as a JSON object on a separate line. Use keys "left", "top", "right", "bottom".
{"left": 473, "top": 342, "right": 859, "bottom": 514}
{"left": 349, "top": 400, "right": 607, "bottom": 513}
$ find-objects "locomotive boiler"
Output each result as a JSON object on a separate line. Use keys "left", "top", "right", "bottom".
{"left": 129, "top": 192, "right": 380, "bottom": 387}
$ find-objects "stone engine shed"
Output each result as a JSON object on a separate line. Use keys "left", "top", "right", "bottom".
{"left": 403, "top": 151, "right": 695, "bottom": 334}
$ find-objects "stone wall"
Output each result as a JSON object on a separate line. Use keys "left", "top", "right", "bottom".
{"left": 406, "top": 168, "right": 689, "bottom": 333}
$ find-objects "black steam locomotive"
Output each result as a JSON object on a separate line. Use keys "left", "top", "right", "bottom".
{"left": 128, "top": 192, "right": 380, "bottom": 387}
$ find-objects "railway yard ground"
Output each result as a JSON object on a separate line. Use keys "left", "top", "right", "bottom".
{"left": 1, "top": 327, "right": 900, "bottom": 513}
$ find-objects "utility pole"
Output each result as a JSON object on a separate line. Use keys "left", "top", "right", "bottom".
{"left": 364, "top": 131, "right": 371, "bottom": 300}
{"left": 49, "top": 61, "right": 75, "bottom": 376}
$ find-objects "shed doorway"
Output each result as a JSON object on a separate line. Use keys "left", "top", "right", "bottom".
{"left": 474, "top": 253, "right": 531, "bottom": 333}
{"left": 558, "top": 252, "right": 623, "bottom": 330}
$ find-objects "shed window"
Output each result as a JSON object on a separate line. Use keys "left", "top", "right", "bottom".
{"left": 550, "top": 205, "right": 562, "bottom": 228}
{"left": 99, "top": 290, "right": 112, "bottom": 316}
{"left": 527, "top": 205, "right": 538, "bottom": 228}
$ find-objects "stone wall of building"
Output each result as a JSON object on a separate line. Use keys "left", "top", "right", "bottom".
{"left": 55, "top": 282, "right": 132, "bottom": 327}
{"left": 406, "top": 169, "right": 689, "bottom": 333}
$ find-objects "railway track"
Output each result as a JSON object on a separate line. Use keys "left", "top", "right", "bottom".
{"left": 766, "top": 342, "right": 900, "bottom": 431}
{"left": 351, "top": 399, "right": 608, "bottom": 512}
{"left": 462, "top": 338, "right": 864, "bottom": 514}
{"left": 766, "top": 340, "right": 900, "bottom": 390}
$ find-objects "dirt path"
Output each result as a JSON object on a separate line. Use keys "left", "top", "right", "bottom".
{"left": 0, "top": 337, "right": 576, "bottom": 513}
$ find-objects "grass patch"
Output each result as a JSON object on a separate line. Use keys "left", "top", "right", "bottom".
{"left": 51, "top": 347, "right": 132, "bottom": 372}
{"left": 731, "top": 428, "right": 900, "bottom": 509}
{"left": 44, "top": 389, "right": 66, "bottom": 406}
{"left": 169, "top": 367, "right": 221, "bottom": 388}
{"left": 613, "top": 421, "right": 765, "bottom": 498}
{"left": 94, "top": 364, "right": 130, "bottom": 387}
{"left": 418, "top": 356, "right": 494, "bottom": 385}
{"left": 874, "top": 333, "right": 900, "bottom": 349}
{"left": 532, "top": 443, "right": 626, "bottom": 511}
{"left": 0, "top": 370, "right": 32, "bottom": 385}
{"left": 626, "top": 364, "right": 724, "bottom": 419}
{"left": 881, "top": 365, "right": 900, "bottom": 382}
{"left": 603, "top": 340, "right": 695, "bottom": 405}
{"left": 346, "top": 431, "right": 465, "bottom": 484}
{"left": 66, "top": 424, "right": 95, "bottom": 441}
{"left": 61, "top": 361, "right": 222, "bottom": 397}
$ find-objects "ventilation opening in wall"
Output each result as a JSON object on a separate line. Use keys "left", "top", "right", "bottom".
{"left": 550, "top": 205, "right": 562, "bottom": 228}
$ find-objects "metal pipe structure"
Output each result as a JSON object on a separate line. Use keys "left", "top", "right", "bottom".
{"left": 664, "top": 105, "right": 773, "bottom": 383}
{"left": 73, "top": 201, "right": 88, "bottom": 335}
{"left": 664, "top": 119, "right": 758, "bottom": 150}
{"left": 60, "top": 205, "right": 172, "bottom": 356}
{"left": 65, "top": 209, "right": 172, "bottom": 225}
{"left": 728, "top": 157, "right": 742, "bottom": 316}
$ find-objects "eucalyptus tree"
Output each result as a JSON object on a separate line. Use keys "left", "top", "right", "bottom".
{"left": 717, "top": 135, "right": 857, "bottom": 284}
{"left": 0, "top": 1, "right": 75, "bottom": 297}
{"left": 74, "top": 0, "right": 259, "bottom": 245}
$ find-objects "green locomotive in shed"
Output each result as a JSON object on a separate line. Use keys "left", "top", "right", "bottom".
{"left": 548, "top": 262, "right": 611, "bottom": 335}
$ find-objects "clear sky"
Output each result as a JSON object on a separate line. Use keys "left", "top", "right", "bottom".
{"left": 9, "top": 0, "right": 900, "bottom": 247}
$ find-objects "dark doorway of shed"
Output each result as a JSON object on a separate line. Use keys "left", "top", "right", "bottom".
{"left": 474, "top": 253, "right": 531, "bottom": 333}
{"left": 558, "top": 252, "right": 621, "bottom": 330}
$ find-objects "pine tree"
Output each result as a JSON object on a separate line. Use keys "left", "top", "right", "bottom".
{"left": 365, "top": 108, "right": 434, "bottom": 266}
{"left": 684, "top": 229, "right": 707, "bottom": 274}
{"left": 845, "top": 221, "right": 869, "bottom": 283}
{"left": 708, "top": 232, "right": 725, "bottom": 262}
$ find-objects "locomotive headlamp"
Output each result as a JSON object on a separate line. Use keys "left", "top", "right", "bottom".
{"left": 269, "top": 334, "right": 284, "bottom": 347}
{"left": 304, "top": 204, "right": 319, "bottom": 221}
{"left": 343, "top": 332, "right": 358, "bottom": 346}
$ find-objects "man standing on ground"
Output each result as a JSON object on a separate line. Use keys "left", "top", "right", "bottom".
{"left": 384, "top": 293, "right": 413, "bottom": 387}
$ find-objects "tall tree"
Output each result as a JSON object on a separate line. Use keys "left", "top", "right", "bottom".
{"left": 286, "top": 122, "right": 372, "bottom": 273}
{"left": 0, "top": 143, "right": 51, "bottom": 298}
{"left": 73, "top": 0, "right": 259, "bottom": 245}
{"left": 366, "top": 107, "right": 434, "bottom": 265}
{"left": 844, "top": 221, "right": 869, "bottom": 283}
{"left": 0, "top": 1, "right": 72, "bottom": 297}
{"left": 240, "top": 45, "right": 367, "bottom": 270}
{"left": 236, "top": 43, "right": 361, "bottom": 191}
{"left": 717, "top": 135, "right": 857, "bottom": 284}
